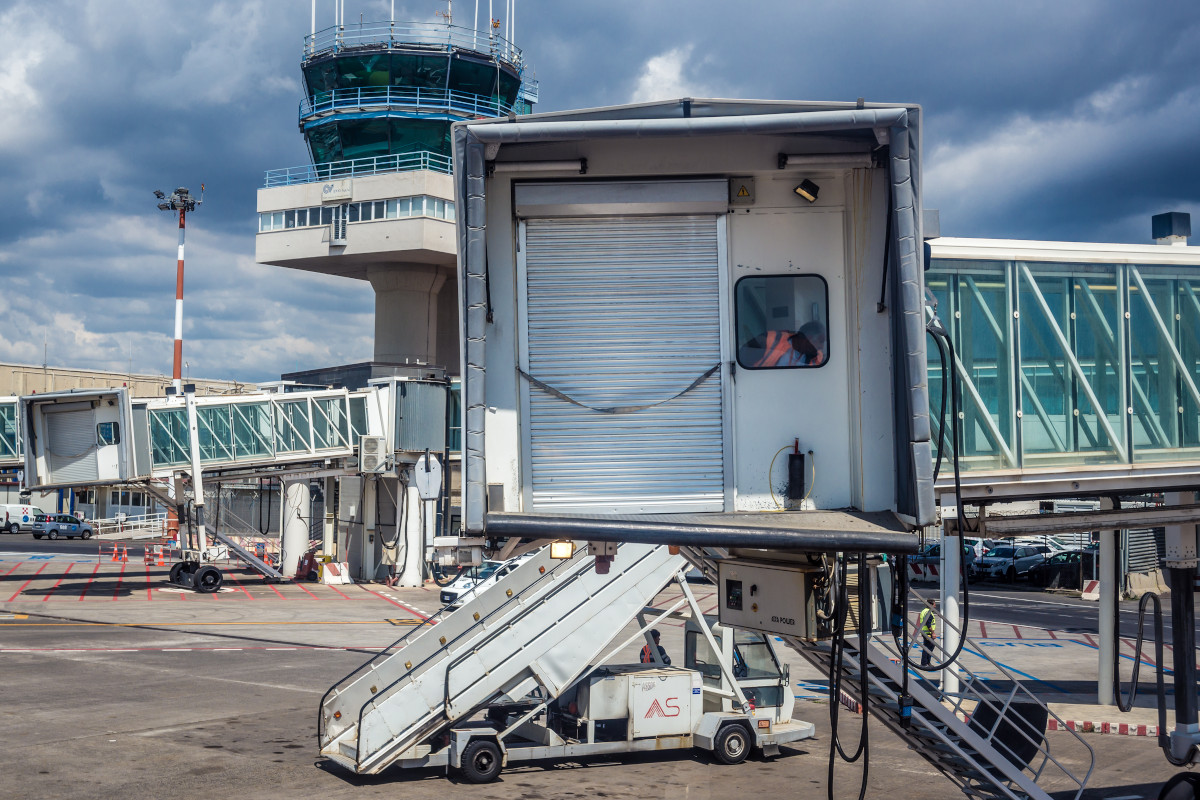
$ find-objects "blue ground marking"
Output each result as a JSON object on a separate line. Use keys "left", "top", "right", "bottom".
{"left": 795, "top": 680, "right": 829, "bottom": 699}
{"left": 960, "top": 646, "right": 1069, "bottom": 694}
{"left": 1068, "top": 637, "right": 1175, "bottom": 676}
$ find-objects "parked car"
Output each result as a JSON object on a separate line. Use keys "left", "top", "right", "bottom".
{"left": 1, "top": 503, "right": 47, "bottom": 534}
{"left": 910, "top": 542, "right": 978, "bottom": 578}
{"left": 1028, "top": 550, "right": 1098, "bottom": 590}
{"left": 974, "top": 544, "right": 1047, "bottom": 582}
{"left": 31, "top": 513, "right": 94, "bottom": 540}
{"left": 440, "top": 554, "right": 533, "bottom": 610}
{"left": 961, "top": 536, "right": 997, "bottom": 559}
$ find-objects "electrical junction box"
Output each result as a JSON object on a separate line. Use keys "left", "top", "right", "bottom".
{"left": 717, "top": 560, "right": 819, "bottom": 640}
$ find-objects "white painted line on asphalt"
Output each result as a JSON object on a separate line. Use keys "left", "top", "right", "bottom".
{"left": 108, "top": 649, "right": 137, "bottom": 652}
{"left": 969, "top": 591, "right": 1154, "bottom": 614}
{"left": 266, "top": 647, "right": 296, "bottom": 651}
{"left": 56, "top": 649, "right": 85, "bottom": 652}
{"left": 2, "top": 649, "right": 30, "bottom": 652}
{"left": 211, "top": 648, "right": 243, "bottom": 651}
{"left": 162, "top": 648, "right": 192, "bottom": 652}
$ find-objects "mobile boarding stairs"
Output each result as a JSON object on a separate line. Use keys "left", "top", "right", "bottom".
{"left": 319, "top": 543, "right": 1093, "bottom": 798}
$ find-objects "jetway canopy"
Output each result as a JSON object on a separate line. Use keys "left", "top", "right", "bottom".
{"left": 453, "top": 98, "right": 932, "bottom": 535}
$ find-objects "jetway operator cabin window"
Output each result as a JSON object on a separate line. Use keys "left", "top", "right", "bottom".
{"left": 735, "top": 275, "right": 829, "bottom": 369}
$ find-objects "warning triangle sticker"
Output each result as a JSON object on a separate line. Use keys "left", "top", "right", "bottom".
{"left": 736, "top": 185, "right": 750, "bottom": 197}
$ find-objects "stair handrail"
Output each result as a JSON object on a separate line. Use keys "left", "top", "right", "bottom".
{"left": 439, "top": 544, "right": 662, "bottom": 715}
{"left": 335, "top": 549, "right": 581, "bottom": 766}
{"left": 872, "top": 589, "right": 1096, "bottom": 799}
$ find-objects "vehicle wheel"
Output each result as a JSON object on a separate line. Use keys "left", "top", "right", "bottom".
{"left": 81, "top": 530, "right": 91, "bottom": 540}
{"left": 48, "top": 530, "right": 59, "bottom": 540}
{"left": 1159, "top": 772, "right": 1200, "bottom": 800}
{"left": 168, "top": 562, "right": 188, "bottom": 584}
{"left": 33, "top": 534, "right": 42, "bottom": 540}
{"left": 1005, "top": 567, "right": 1016, "bottom": 583}
{"left": 714, "top": 724, "right": 751, "bottom": 765}
{"left": 193, "top": 565, "right": 223, "bottom": 594}
{"left": 460, "top": 739, "right": 502, "bottom": 783}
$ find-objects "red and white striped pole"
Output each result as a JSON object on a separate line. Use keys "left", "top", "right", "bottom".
{"left": 173, "top": 206, "right": 186, "bottom": 394}
{"left": 155, "top": 185, "right": 201, "bottom": 394}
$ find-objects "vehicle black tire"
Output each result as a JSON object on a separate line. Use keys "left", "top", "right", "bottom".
{"left": 1159, "top": 772, "right": 1200, "bottom": 800}
{"left": 81, "top": 530, "right": 91, "bottom": 540}
{"left": 168, "top": 562, "right": 188, "bottom": 584}
{"left": 48, "top": 530, "right": 59, "bottom": 540}
{"left": 460, "top": 739, "right": 503, "bottom": 783}
{"left": 1005, "top": 566, "right": 1016, "bottom": 583}
{"left": 193, "top": 565, "right": 223, "bottom": 594}
{"left": 714, "top": 724, "right": 751, "bottom": 765}
{"left": 33, "top": 534, "right": 42, "bottom": 540}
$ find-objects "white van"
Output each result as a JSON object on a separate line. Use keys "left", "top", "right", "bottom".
{"left": 1, "top": 504, "right": 48, "bottom": 534}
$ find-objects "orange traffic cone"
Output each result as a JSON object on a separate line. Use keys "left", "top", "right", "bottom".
{"left": 110, "top": 545, "right": 120, "bottom": 562}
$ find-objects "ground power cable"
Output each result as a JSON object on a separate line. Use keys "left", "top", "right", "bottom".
{"left": 1108, "top": 495, "right": 1196, "bottom": 767}
{"left": 906, "top": 320, "right": 971, "bottom": 673}
{"left": 827, "top": 552, "right": 871, "bottom": 800}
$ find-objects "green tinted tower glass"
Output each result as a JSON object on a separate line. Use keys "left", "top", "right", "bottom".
{"left": 299, "top": 17, "right": 536, "bottom": 167}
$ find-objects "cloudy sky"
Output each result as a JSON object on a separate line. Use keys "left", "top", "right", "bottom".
{"left": 1, "top": 0, "right": 1197, "bottom": 383}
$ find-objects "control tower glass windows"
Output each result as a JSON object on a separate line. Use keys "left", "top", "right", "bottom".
{"left": 340, "top": 119, "right": 391, "bottom": 161}
{"left": 259, "top": 195, "right": 456, "bottom": 232}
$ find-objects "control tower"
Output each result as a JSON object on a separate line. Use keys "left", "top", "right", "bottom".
{"left": 256, "top": 3, "right": 537, "bottom": 374}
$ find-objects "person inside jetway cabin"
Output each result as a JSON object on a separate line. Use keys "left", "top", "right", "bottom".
{"left": 919, "top": 597, "right": 937, "bottom": 668}
{"left": 640, "top": 629, "right": 671, "bottom": 666}
{"left": 747, "top": 321, "right": 827, "bottom": 368}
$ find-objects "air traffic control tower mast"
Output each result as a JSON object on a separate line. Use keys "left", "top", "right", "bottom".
{"left": 256, "top": 2, "right": 537, "bottom": 373}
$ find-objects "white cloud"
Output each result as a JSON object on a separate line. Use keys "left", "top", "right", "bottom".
{"left": 629, "top": 45, "right": 708, "bottom": 103}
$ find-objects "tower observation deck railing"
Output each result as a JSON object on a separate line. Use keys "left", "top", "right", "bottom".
{"left": 299, "top": 86, "right": 522, "bottom": 125}
{"left": 927, "top": 240, "right": 1200, "bottom": 473}
{"left": 303, "top": 21, "right": 522, "bottom": 69}
{"left": 263, "top": 151, "right": 452, "bottom": 187}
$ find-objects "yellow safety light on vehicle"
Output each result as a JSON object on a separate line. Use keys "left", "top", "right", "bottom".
{"left": 550, "top": 541, "right": 575, "bottom": 559}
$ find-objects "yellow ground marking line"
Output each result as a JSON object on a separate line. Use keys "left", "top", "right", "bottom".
{"left": 0, "top": 618, "right": 423, "bottom": 627}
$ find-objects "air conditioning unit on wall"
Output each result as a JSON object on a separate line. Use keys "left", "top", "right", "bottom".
{"left": 359, "top": 436, "right": 389, "bottom": 474}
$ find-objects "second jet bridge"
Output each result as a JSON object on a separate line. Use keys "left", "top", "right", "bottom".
{"left": 19, "top": 378, "right": 450, "bottom": 490}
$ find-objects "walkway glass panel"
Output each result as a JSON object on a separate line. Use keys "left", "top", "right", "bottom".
{"left": 144, "top": 391, "right": 359, "bottom": 473}
{"left": 928, "top": 248, "right": 1200, "bottom": 472}
{"left": 0, "top": 399, "right": 20, "bottom": 462}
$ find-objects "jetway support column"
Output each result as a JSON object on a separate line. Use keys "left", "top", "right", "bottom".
{"left": 1098, "top": 497, "right": 1118, "bottom": 706}
{"left": 394, "top": 477, "right": 424, "bottom": 587}
{"left": 322, "top": 477, "right": 336, "bottom": 558}
{"left": 280, "top": 480, "right": 310, "bottom": 580}
{"left": 1164, "top": 491, "right": 1199, "bottom": 761}
{"left": 941, "top": 510, "right": 963, "bottom": 695}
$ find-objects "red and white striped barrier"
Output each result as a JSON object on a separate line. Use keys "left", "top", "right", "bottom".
{"left": 1081, "top": 580, "right": 1100, "bottom": 601}
{"left": 1048, "top": 719, "right": 1157, "bottom": 736}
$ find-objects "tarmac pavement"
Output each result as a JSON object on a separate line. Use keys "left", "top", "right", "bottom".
{"left": 0, "top": 549, "right": 1195, "bottom": 799}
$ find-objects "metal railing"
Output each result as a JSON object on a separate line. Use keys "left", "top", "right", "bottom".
{"left": 263, "top": 151, "right": 452, "bottom": 187}
{"left": 864, "top": 589, "right": 1095, "bottom": 799}
{"left": 299, "top": 85, "right": 520, "bottom": 122}
{"left": 92, "top": 512, "right": 169, "bottom": 540}
{"left": 303, "top": 21, "right": 522, "bottom": 68}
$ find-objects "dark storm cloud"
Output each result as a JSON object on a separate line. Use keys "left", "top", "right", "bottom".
{"left": 1, "top": 0, "right": 1197, "bottom": 382}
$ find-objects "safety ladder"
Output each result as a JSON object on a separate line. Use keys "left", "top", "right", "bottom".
{"left": 318, "top": 542, "right": 686, "bottom": 775}
{"left": 784, "top": 603, "right": 1095, "bottom": 800}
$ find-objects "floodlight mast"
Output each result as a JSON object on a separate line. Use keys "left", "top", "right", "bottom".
{"left": 154, "top": 185, "right": 204, "bottom": 393}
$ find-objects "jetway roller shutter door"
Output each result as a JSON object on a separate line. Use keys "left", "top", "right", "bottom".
{"left": 521, "top": 215, "right": 725, "bottom": 514}
{"left": 46, "top": 409, "right": 100, "bottom": 485}
{"left": 1124, "top": 527, "right": 1163, "bottom": 575}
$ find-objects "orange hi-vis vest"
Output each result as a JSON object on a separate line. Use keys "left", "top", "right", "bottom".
{"left": 756, "top": 330, "right": 794, "bottom": 367}
{"left": 640, "top": 644, "right": 653, "bottom": 663}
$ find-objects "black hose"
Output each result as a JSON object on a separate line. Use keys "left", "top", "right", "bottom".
{"left": 929, "top": 329, "right": 950, "bottom": 484}
{"left": 910, "top": 322, "right": 971, "bottom": 673}
{"left": 827, "top": 553, "right": 871, "bottom": 800}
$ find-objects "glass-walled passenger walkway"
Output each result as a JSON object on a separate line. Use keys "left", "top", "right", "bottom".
{"left": 0, "top": 398, "right": 19, "bottom": 465}
{"left": 927, "top": 240, "right": 1200, "bottom": 473}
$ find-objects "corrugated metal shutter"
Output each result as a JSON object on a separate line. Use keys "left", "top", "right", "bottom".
{"left": 522, "top": 215, "right": 724, "bottom": 514}
{"left": 1125, "top": 527, "right": 1163, "bottom": 574}
{"left": 46, "top": 409, "right": 99, "bottom": 484}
